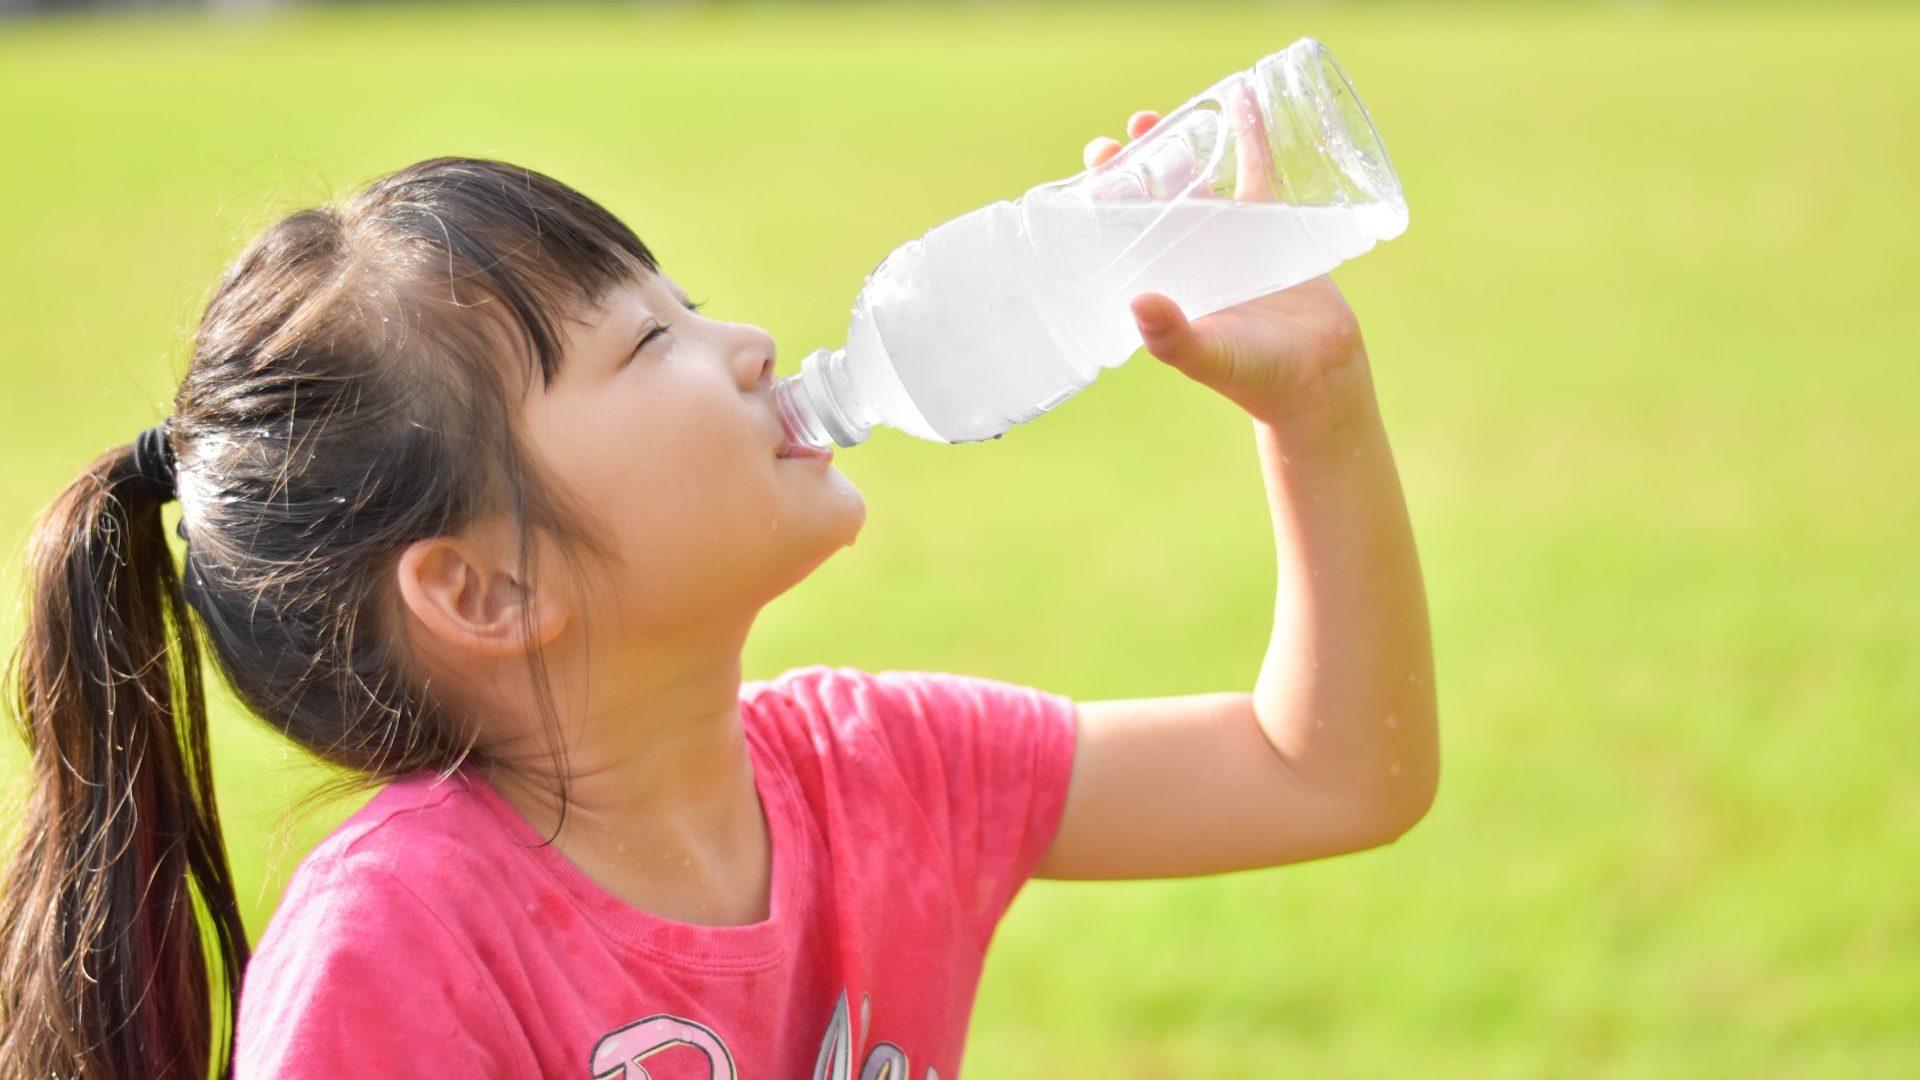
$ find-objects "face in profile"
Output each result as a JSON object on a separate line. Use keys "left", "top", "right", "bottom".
{"left": 520, "top": 272, "right": 867, "bottom": 638}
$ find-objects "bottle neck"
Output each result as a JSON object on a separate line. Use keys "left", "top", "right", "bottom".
{"left": 773, "top": 347, "right": 870, "bottom": 450}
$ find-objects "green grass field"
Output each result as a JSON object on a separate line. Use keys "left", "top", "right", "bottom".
{"left": 3, "top": 2, "right": 1916, "bottom": 1075}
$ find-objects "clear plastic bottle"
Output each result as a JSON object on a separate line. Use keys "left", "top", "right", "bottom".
{"left": 773, "top": 37, "right": 1407, "bottom": 450}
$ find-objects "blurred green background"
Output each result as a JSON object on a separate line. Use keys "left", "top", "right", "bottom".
{"left": 3, "top": 2, "right": 1916, "bottom": 1076}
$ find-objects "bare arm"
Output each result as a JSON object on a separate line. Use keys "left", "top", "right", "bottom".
{"left": 1035, "top": 312, "right": 1436, "bottom": 880}
{"left": 1034, "top": 111, "right": 1436, "bottom": 880}
{"left": 1246, "top": 359, "right": 1436, "bottom": 847}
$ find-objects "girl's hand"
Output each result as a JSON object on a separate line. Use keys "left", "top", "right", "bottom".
{"left": 1083, "top": 107, "right": 1374, "bottom": 427}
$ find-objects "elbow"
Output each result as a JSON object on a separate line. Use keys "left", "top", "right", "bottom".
{"left": 1347, "top": 750, "right": 1439, "bottom": 851}
{"left": 1302, "top": 762, "right": 1437, "bottom": 860}
{"left": 1382, "top": 764, "right": 1443, "bottom": 841}
{"left": 1373, "top": 766, "right": 1438, "bottom": 846}
{"left": 1374, "top": 699, "right": 1440, "bottom": 845}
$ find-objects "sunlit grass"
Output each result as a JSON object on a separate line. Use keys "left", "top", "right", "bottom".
{"left": 2, "top": 3, "right": 1916, "bottom": 1075}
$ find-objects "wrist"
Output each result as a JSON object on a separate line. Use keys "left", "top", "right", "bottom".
{"left": 1250, "top": 351, "right": 1383, "bottom": 457}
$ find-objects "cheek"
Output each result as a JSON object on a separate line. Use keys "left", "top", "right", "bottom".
{"left": 535, "top": 373, "right": 804, "bottom": 602}
{"left": 605, "top": 427, "right": 777, "bottom": 565}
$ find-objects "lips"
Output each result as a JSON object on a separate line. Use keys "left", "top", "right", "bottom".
{"left": 775, "top": 409, "right": 832, "bottom": 461}
{"left": 778, "top": 439, "right": 832, "bottom": 461}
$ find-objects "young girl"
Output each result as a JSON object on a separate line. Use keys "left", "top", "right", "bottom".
{"left": 0, "top": 109, "right": 1435, "bottom": 1079}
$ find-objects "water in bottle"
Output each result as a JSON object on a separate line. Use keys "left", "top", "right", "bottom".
{"left": 774, "top": 37, "right": 1408, "bottom": 450}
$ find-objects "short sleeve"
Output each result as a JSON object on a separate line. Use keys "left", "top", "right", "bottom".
{"left": 235, "top": 856, "right": 534, "bottom": 1078}
{"left": 859, "top": 669, "right": 1079, "bottom": 945}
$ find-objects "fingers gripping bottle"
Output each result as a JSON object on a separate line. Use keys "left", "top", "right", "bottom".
{"left": 772, "top": 37, "right": 1408, "bottom": 450}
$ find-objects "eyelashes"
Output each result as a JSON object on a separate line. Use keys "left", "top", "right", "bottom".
{"left": 629, "top": 298, "right": 709, "bottom": 360}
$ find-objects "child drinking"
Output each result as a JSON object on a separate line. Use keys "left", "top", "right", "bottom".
{"left": 0, "top": 109, "right": 1435, "bottom": 1079}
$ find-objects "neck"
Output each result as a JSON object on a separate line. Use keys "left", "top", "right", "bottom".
{"left": 478, "top": 615, "right": 764, "bottom": 869}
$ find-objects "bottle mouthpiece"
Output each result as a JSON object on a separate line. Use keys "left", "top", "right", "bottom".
{"left": 773, "top": 348, "right": 869, "bottom": 450}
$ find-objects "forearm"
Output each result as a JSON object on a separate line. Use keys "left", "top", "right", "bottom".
{"left": 1250, "top": 363, "right": 1438, "bottom": 833}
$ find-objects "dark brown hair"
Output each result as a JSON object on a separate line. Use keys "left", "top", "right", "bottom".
{"left": 0, "top": 157, "right": 656, "bottom": 1079}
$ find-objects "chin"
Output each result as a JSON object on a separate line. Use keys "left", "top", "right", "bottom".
{"left": 823, "top": 469, "right": 867, "bottom": 536}
{"left": 841, "top": 486, "right": 869, "bottom": 535}
{"left": 819, "top": 493, "right": 866, "bottom": 557}
{"left": 764, "top": 501, "right": 866, "bottom": 600}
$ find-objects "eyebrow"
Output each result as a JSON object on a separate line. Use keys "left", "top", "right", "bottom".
{"left": 613, "top": 286, "right": 691, "bottom": 354}
{"left": 639, "top": 287, "right": 692, "bottom": 325}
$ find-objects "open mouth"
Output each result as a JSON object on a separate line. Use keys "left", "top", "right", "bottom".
{"left": 778, "top": 439, "right": 833, "bottom": 461}
{"left": 775, "top": 410, "right": 833, "bottom": 461}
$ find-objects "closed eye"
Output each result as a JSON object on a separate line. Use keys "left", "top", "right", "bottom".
{"left": 624, "top": 300, "right": 706, "bottom": 365}
{"left": 635, "top": 323, "right": 669, "bottom": 352}
{"left": 620, "top": 323, "right": 668, "bottom": 369}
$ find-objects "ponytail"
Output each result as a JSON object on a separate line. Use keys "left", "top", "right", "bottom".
{"left": 0, "top": 442, "right": 248, "bottom": 1079}
{"left": 0, "top": 156, "right": 662, "bottom": 1075}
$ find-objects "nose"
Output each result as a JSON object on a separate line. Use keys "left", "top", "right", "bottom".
{"left": 730, "top": 323, "right": 777, "bottom": 391}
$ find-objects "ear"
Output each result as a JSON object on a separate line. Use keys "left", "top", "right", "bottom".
{"left": 395, "top": 533, "right": 570, "bottom": 658}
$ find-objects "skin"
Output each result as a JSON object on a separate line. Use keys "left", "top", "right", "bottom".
{"left": 398, "top": 272, "right": 865, "bottom": 925}
{"left": 395, "top": 107, "right": 1438, "bottom": 924}
{"left": 1046, "top": 112, "right": 1438, "bottom": 879}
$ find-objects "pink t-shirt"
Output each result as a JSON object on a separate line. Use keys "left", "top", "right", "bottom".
{"left": 233, "top": 665, "right": 1078, "bottom": 1079}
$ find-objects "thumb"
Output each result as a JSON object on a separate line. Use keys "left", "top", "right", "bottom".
{"left": 1131, "top": 293, "right": 1222, "bottom": 383}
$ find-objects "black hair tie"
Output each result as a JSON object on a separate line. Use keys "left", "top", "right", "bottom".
{"left": 133, "top": 421, "right": 178, "bottom": 505}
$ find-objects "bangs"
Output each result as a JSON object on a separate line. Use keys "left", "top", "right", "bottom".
{"left": 352, "top": 157, "right": 658, "bottom": 385}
